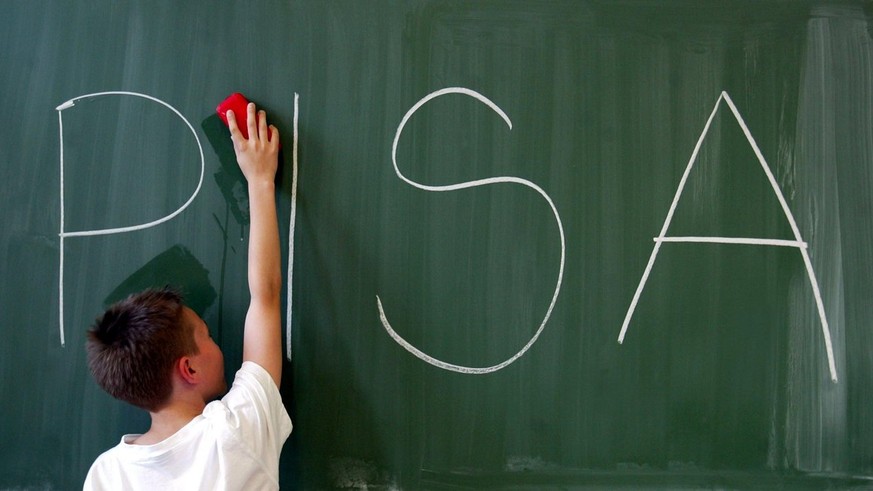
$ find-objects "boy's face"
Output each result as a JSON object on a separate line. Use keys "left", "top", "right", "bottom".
{"left": 184, "top": 307, "right": 227, "bottom": 400}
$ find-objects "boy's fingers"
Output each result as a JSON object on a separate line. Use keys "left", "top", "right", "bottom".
{"left": 269, "top": 125, "right": 280, "bottom": 148}
{"left": 227, "top": 109, "right": 240, "bottom": 136}
{"left": 246, "top": 103, "right": 257, "bottom": 141}
{"left": 258, "top": 110, "right": 268, "bottom": 140}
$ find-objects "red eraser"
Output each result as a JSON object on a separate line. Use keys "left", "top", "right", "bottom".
{"left": 216, "top": 92, "right": 276, "bottom": 143}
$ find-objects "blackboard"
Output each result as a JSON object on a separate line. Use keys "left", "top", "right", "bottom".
{"left": 2, "top": 1, "right": 873, "bottom": 489}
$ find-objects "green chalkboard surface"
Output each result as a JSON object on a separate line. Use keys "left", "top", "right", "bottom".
{"left": 3, "top": 1, "right": 873, "bottom": 489}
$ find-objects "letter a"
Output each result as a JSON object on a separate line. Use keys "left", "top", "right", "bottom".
{"left": 617, "top": 91, "right": 837, "bottom": 382}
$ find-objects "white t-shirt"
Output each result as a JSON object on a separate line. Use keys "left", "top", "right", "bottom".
{"left": 83, "top": 362, "right": 292, "bottom": 490}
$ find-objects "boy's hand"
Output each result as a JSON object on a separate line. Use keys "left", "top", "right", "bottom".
{"left": 227, "top": 102, "right": 280, "bottom": 184}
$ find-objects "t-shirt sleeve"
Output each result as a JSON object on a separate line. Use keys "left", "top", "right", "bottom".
{"left": 82, "top": 465, "right": 99, "bottom": 490}
{"left": 217, "top": 361, "right": 293, "bottom": 468}
{"left": 82, "top": 448, "right": 124, "bottom": 491}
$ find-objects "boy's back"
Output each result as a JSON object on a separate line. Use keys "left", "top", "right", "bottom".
{"left": 85, "top": 362, "right": 290, "bottom": 490}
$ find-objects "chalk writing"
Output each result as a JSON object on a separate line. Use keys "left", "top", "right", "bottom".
{"left": 54, "top": 89, "right": 837, "bottom": 382}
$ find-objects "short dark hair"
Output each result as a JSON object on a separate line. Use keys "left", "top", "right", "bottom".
{"left": 86, "top": 288, "right": 199, "bottom": 411}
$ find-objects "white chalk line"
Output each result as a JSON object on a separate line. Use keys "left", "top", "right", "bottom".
{"left": 376, "top": 87, "right": 566, "bottom": 374}
{"left": 58, "top": 110, "right": 66, "bottom": 347}
{"left": 57, "top": 91, "right": 205, "bottom": 347}
{"left": 286, "top": 93, "right": 299, "bottom": 361}
{"left": 618, "top": 91, "right": 837, "bottom": 382}
{"left": 656, "top": 237, "right": 807, "bottom": 248}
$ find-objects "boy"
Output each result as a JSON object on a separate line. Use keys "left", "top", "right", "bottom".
{"left": 83, "top": 103, "right": 292, "bottom": 490}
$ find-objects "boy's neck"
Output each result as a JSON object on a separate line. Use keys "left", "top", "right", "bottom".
{"left": 131, "top": 399, "right": 206, "bottom": 445}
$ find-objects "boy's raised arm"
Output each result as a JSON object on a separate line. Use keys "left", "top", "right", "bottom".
{"left": 227, "top": 102, "right": 283, "bottom": 386}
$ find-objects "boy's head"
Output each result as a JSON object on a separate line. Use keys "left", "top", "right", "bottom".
{"left": 86, "top": 288, "right": 203, "bottom": 411}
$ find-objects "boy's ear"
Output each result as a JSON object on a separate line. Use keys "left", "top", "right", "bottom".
{"left": 176, "top": 356, "right": 198, "bottom": 384}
